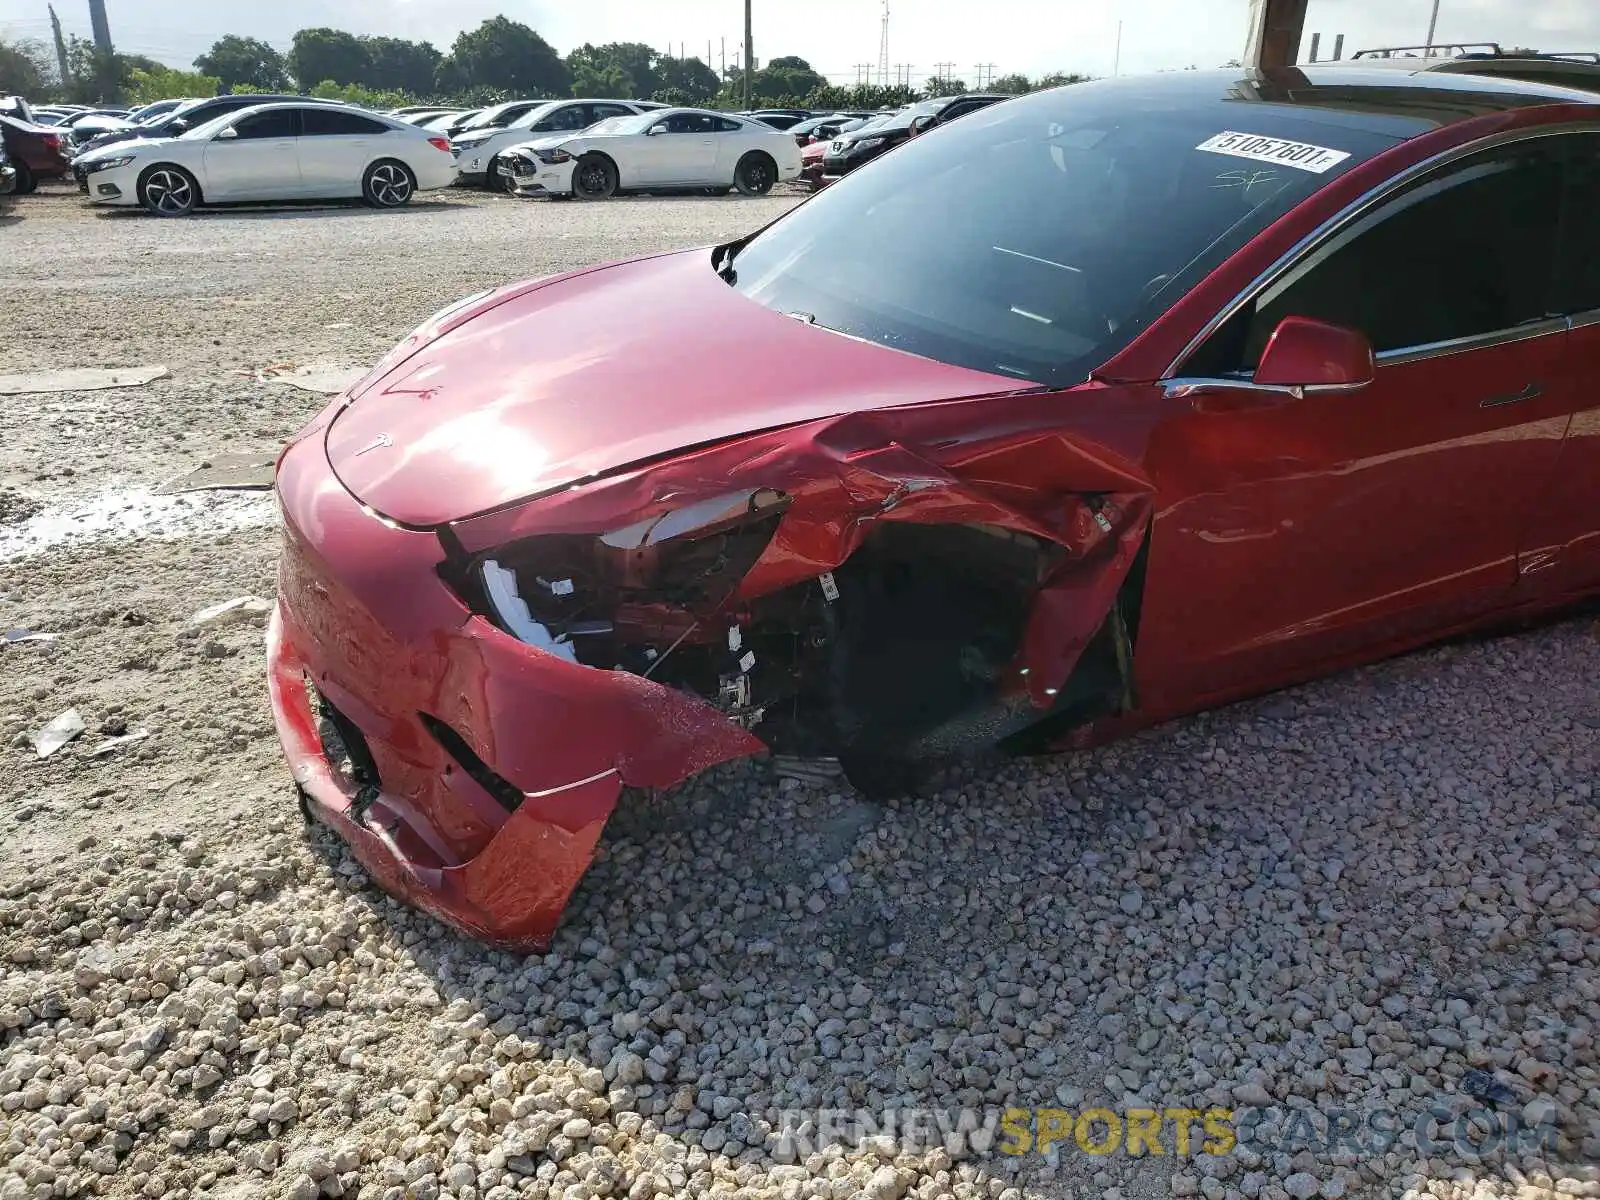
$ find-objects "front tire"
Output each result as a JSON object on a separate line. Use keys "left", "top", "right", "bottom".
{"left": 572, "top": 154, "right": 617, "bottom": 200}
{"left": 734, "top": 152, "right": 776, "bottom": 196}
{"left": 363, "top": 160, "right": 415, "bottom": 208}
{"left": 137, "top": 165, "right": 197, "bottom": 216}
{"left": 486, "top": 155, "right": 513, "bottom": 194}
{"left": 14, "top": 160, "right": 37, "bottom": 195}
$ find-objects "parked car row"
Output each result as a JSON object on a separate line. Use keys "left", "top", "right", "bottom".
{"left": 3, "top": 89, "right": 886, "bottom": 214}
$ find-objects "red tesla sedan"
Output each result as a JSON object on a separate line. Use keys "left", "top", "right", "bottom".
{"left": 269, "top": 66, "right": 1600, "bottom": 949}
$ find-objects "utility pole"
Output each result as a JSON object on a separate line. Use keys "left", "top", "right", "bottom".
{"left": 973, "top": 63, "right": 997, "bottom": 87}
{"left": 48, "top": 4, "right": 71, "bottom": 87}
{"left": 934, "top": 61, "right": 955, "bottom": 87}
{"left": 895, "top": 63, "right": 913, "bottom": 89}
{"left": 1424, "top": 0, "right": 1441, "bottom": 53}
{"left": 1113, "top": 20, "right": 1123, "bottom": 76}
{"left": 742, "top": 0, "right": 753, "bottom": 110}
{"left": 877, "top": 0, "right": 890, "bottom": 87}
{"left": 721, "top": 37, "right": 726, "bottom": 76}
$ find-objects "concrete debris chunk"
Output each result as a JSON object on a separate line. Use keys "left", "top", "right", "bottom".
{"left": 0, "top": 365, "right": 168, "bottom": 395}
{"left": 89, "top": 729, "right": 150, "bottom": 757}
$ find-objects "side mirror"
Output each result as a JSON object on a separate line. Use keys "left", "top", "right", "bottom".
{"left": 169, "top": 118, "right": 189, "bottom": 132}
{"left": 214, "top": 126, "right": 238, "bottom": 140}
{"left": 1254, "top": 316, "right": 1375, "bottom": 394}
{"left": 647, "top": 123, "right": 667, "bottom": 136}
{"left": 909, "top": 115, "right": 936, "bottom": 134}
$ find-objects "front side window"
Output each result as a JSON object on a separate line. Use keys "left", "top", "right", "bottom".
{"left": 1189, "top": 138, "right": 1564, "bottom": 374}
{"left": 232, "top": 109, "right": 299, "bottom": 140}
{"left": 666, "top": 113, "right": 719, "bottom": 134}
{"left": 544, "top": 105, "right": 590, "bottom": 131}
{"left": 589, "top": 104, "right": 634, "bottom": 122}
{"left": 726, "top": 83, "right": 1401, "bottom": 386}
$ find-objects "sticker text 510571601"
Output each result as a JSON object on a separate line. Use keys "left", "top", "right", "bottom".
{"left": 1195, "top": 130, "right": 1352, "bottom": 174}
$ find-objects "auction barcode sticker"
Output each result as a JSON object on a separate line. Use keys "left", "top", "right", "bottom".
{"left": 1195, "top": 130, "right": 1351, "bottom": 174}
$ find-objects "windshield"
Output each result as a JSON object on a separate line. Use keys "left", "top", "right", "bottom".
{"left": 180, "top": 111, "right": 241, "bottom": 141}
{"left": 726, "top": 80, "right": 1398, "bottom": 386}
{"left": 509, "top": 103, "right": 559, "bottom": 130}
{"left": 459, "top": 104, "right": 522, "bottom": 131}
{"left": 578, "top": 115, "right": 635, "bottom": 137}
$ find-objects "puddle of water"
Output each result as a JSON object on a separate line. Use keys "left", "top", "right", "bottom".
{"left": 0, "top": 485, "right": 277, "bottom": 562}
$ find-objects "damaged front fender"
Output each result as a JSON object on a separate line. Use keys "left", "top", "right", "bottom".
{"left": 446, "top": 408, "right": 1154, "bottom": 786}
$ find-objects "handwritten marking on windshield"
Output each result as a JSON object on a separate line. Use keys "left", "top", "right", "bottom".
{"left": 1213, "top": 169, "right": 1278, "bottom": 193}
{"left": 993, "top": 246, "right": 1082, "bottom": 273}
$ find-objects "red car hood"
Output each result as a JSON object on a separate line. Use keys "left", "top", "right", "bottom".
{"left": 325, "top": 249, "right": 1028, "bottom": 527}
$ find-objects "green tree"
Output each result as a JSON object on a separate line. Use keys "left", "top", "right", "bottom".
{"left": 566, "top": 42, "right": 658, "bottom": 98}
{"left": 0, "top": 37, "right": 51, "bottom": 96}
{"left": 1035, "top": 71, "right": 1090, "bottom": 89}
{"left": 125, "top": 65, "right": 220, "bottom": 105}
{"left": 569, "top": 58, "right": 632, "bottom": 98}
{"left": 804, "top": 81, "right": 915, "bottom": 110}
{"left": 760, "top": 55, "right": 826, "bottom": 101}
{"left": 923, "top": 75, "right": 967, "bottom": 97}
{"left": 653, "top": 56, "right": 719, "bottom": 104}
{"left": 990, "top": 72, "right": 1033, "bottom": 93}
{"left": 288, "top": 28, "right": 369, "bottom": 89}
{"left": 194, "top": 35, "right": 288, "bottom": 90}
{"left": 362, "top": 36, "right": 440, "bottom": 94}
{"left": 444, "top": 17, "right": 568, "bottom": 96}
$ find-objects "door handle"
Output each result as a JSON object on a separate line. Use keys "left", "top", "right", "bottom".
{"left": 1480, "top": 382, "right": 1542, "bottom": 408}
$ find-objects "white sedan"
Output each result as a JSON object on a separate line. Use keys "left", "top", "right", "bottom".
{"left": 500, "top": 107, "right": 803, "bottom": 199}
{"left": 73, "top": 102, "right": 458, "bottom": 216}
{"left": 449, "top": 98, "right": 661, "bottom": 189}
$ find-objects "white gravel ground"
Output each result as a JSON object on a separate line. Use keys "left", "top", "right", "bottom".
{"left": 1, "top": 182, "right": 1597, "bottom": 1200}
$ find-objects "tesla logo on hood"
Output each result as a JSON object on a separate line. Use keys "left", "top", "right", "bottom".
{"left": 353, "top": 432, "right": 393, "bottom": 456}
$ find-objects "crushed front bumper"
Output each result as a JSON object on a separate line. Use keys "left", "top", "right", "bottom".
{"left": 267, "top": 435, "right": 762, "bottom": 949}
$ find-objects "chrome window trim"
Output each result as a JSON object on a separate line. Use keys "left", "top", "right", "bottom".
{"left": 1161, "top": 121, "right": 1600, "bottom": 382}
{"left": 1374, "top": 316, "right": 1569, "bottom": 365}
{"left": 1570, "top": 307, "right": 1600, "bottom": 331}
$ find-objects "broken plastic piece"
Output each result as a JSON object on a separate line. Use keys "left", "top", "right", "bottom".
{"left": 1461, "top": 1069, "right": 1518, "bottom": 1106}
{"left": 480, "top": 560, "right": 577, "bottom": 663}
{"left": 546, "top": 577, "right": 575, "bottom": 596}
{"left": 33, "top": 708, "right": 86, "bottom": 758}
{"left": 771, "top": 755, "right": 845, "bottom": 785}
{"left": 1094, "top": 510, "right": 1114, "bottom": 533}
{"left": 190, "top": 596, "right": 273, "bottom": 626}
{"left": 90, "top": 729, "right": 149, "bottom": 757}
{"left": 728, "top": 625, "right": 743, "bottom": 652}
{"left": 739, "top": 650, "right": 756, "bottom": 674}
{"left": 818, "top": 571, "right": 840, "bottom": 602}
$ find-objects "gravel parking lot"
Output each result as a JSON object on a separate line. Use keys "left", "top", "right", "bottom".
{"left": 1, "top": 182, "right": 1597, "bottom": 1200}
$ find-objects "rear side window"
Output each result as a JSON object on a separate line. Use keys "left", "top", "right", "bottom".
{"left": 1552, "top": 133, "right": 1600, "bottom": 315}
{"left": 232, "top": 109, "right": 299, "bottom": 140}
{"left": 302, "top": 109, "right": 388, "bottom": 136}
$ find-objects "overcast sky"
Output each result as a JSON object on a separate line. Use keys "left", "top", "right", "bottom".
{"left": 2, "top": 0, "right": 1597, "bottom": 84}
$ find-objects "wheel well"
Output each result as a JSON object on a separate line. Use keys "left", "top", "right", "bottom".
{"left": 137, "top": 162, "right": 202, "bottom": 205}
{"left": 737, "top": 149, "right": 776, "bottom": 169}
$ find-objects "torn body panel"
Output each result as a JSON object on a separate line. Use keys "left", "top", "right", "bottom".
{"left": 271, "top": 398, "right": 1155, "bottom": 950}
